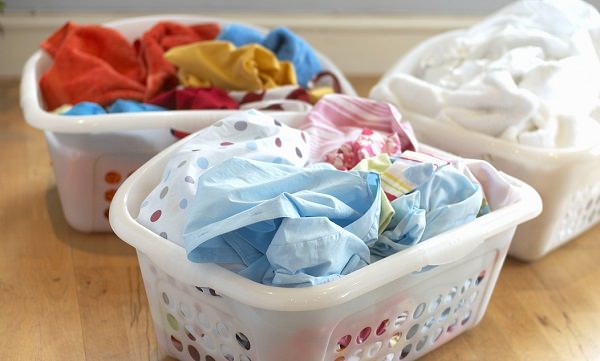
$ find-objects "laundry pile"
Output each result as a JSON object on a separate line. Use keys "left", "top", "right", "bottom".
{"left": 370, "top": 0, "right": 600, "bottom": 148}
{"left": 39, "top": 21, "right": 337, "bottom": 115}
{"left": 136, "top": 95, "right": 515, "bottom": 288}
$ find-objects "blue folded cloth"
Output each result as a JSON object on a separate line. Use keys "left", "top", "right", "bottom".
{"left": 107, "top": 99, "right": 166, "bottom": 113}
{"left": 183, "top": 157, "right": 381, "bottom": 287}
{"left": 62, "top": 101, "right": 106, "bottom": 115}
{"left": 62, "top": 99, "right": 165, "bottom": 115}
{"left": 217, "top": 23, "right": 264, "bottom": 47}
{"left": 262, "top": 27, "right": 322, "bottom": 87}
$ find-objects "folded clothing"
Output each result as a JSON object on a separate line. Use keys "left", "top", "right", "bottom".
{"left": 136, "top": 103, "right": 512, "bottom": 288}
{"left": 135, "top": 21, "right": 220, "bottom": 100}
{"left": 39, "top": 20, "right": 221, "bottom": 111}
{"left": 218, "top": 24, "right": 322, "bottom": 87}
{"left": 61, "top": 99, "right": 166, "bottom": 115}
{"left": 40, "top": 22, "right": 146, "bottom": 111}
{"left": 164, "top": 41, "right": 297, "bottom": 91}
{"left": 370, "top": 0, "right": 600, "bottom": 148}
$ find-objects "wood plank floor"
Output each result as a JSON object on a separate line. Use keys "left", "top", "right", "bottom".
{"left": 1, "top": 76, "right": 599, "bottom": 361}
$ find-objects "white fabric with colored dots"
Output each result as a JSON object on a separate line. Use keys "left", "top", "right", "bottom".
{"left": 137, "top": 109, "right": 310, "bottom": 247}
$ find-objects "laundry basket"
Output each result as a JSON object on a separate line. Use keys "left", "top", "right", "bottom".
{"left": 109, "top": 136, "right": 541, "bottom": 361}
{"left": 370, "top": 30, "right": 600, "bottom": 261}
{"left": 20, "top": 15, "right": 356, "bottom": 232}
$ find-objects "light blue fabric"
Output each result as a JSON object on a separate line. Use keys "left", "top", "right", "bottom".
{"left": 183, "top": 157, "right": 381, "bottom": 287}
{"left": 107, "top": 99, "right": 166, "bottom": 113}
{"left": 62, "top": 101, "right": 106, "bottom": 115}
{"left": 62, "top": 100, "right": 165, "bottom": 116}
{"left": 262, "top": 27, "right": 322, "bottom": 87}
{"left": 371, "top": 163, "right": 483, "bottom": 259}
{"left": 217, "top": 23, "right": 265, "bottom": 47}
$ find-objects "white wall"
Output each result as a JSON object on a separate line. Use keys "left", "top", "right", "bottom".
{"left": 7, "top": 0, "right": 599, "bottom": 14}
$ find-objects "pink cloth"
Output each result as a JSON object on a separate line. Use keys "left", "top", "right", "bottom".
{"left": 301, "top": 94, "right": 418, "bottom": 162}
{"left": 325, "top": 128, "right": 404, "bottom": 170}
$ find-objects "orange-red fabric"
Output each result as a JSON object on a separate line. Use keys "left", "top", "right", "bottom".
{"left": 135, "top": 21, "right": 220, "bottom": 100}
{"left": 39, "top": 22, "right": 146, "bottom": 110}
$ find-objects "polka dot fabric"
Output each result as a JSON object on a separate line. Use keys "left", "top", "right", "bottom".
{"left": 137, "top": 110, "right": 310, "bottom": 246}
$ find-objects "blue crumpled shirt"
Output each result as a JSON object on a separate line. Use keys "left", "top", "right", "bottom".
{"left": 183, "top": 157, "right": 381, "bottom": 288}
{"left": 371, "top": 162, "right": 483, "bottom": 259}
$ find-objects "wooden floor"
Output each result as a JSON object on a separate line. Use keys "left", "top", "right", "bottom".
{"left": 2, "top": 76, "right": 600, "bottom": 361}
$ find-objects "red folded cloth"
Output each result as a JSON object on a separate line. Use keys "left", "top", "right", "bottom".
{"left": 40, "top": 22, "right": 146, "bottom": 110}
{"left": 148, "top": 87, "right": 239, "bottom": 110}
{"left": 39, "top": 21, "right": 221, "bottom": 111}
{"left": 135, "top": 21, "right": 220, "bottom": 100}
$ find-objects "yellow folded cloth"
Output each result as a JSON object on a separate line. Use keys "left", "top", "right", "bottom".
{"left": 164, "top": 41, "right": 297, "bottom": 91}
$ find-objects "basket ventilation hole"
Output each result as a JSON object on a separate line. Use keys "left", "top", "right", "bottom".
{"left": 461, "top": 279, "right": 472, "bottom": 294}
{"left": 475, "top": 270, "right": 486, "bottom": 286}
{"left": 439, "top": 307, "right": 451, "bottom": 321}
{"left": 239, "top": 355, "right": 252, "bottom": 361}
{"left": 179, "top": 302, "right": 192, "bottom": 319}
{"left": 447, "top": 318, "right": 458, "bottom": 333}
{"left": 445, "top": 287, "right": 458, "bottom": 303}
{"left": 462, "top": 310, "right": 472, "bottom": 326}
{"left": 432, "top": 327, "right": 443, "bottom": 343}
{"left": 357, "top": 327, "right": 371, "bottom": 344}
{"left": 416, "top": 336, "right": 428, "bottom": 352}
{"left": 206, "top": 356, "right": 216, "bottom": 361}
{"left": 394, "top": 311, "right": 408, "bottom": 327}
{"left": 421, "top": 316, "right": 435, "bottom": 334}
{"left": 413, "top": 303, "right": 426, "bottom": 319}
{"left": 170, "top": 335, "right": 183, "bottom": 352}
{"left": 236, "top": 332, "right": 251, "bottom": 350}
{"left": 376, "top": 319, "right": 390, "bottom": 336}
{"left": 406, "top": 324, "right": 419, "bottom": 340}
{"left": 367, "top": 341, "right": 382, "bottom": 358}
{"left": 336, "top": 335, "right": 352, "bottom": 352}
{"left": 167, "top": 313, "right": 179, "bottom": 331}
{"left": 334, "top": 357, "right": 345, "bottom": 361}
{"left": 388, "top": 332, "right": 402, "bottom": 348}
{"left": 185, "top": 324, "right": 197, "bottom": 341}
{"left": 188, "top": 345, "right": 201, "bottom": 361}
{"left": 382, "top": 353, "right": 394, "bottom": 361}
{"left": 162, "top": 292, "right": 170, "bottom": 305}
{"left": 400, "top": 344, "right": 412, "bottom": 360}
{"left": 469, "top": 290, "right": 479, "bottom": 305}
{"left": 429, "top": 295, "right": 442, "bottom": 313}
{"left": 221, "top": 344, "right": 234, "bottom": 361}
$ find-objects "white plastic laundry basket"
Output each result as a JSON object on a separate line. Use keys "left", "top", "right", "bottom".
{"left": 20, "top": 15, "right": 356, "bottom": 232}
{"left": 371, "top": 30, "right": 600, "bottom": 261}
{"left": 109, "top": 137, "right": 541, "bottom": 361}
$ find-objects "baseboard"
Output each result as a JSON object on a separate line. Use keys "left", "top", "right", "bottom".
{"left": 0, "top": 11, "right": 479, "bottom": 77}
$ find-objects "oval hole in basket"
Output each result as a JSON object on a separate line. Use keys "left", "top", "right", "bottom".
{"left": 187, "top": 345, "right": 201, "bottom": 361}
{"left": 376, "top": 319, "right": 390, "bottom": 336}
{"left": 170, "top": 335, "right": 183, "bottom": 352}
{"left": 236, "top": 332, "right": 251, "bottom": 350}
{"left": 356, "top": 327, "right": 371, "bottom": 344}
{"left": 400, "top": 343, "right": 412, "bottom": 359}
{"left": 336, "top": 334, "right": 352, "bottom": 352}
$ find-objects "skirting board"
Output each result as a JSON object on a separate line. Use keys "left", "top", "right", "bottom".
{"left": 0, "top": 12, "right": 479, "bottom": 77}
